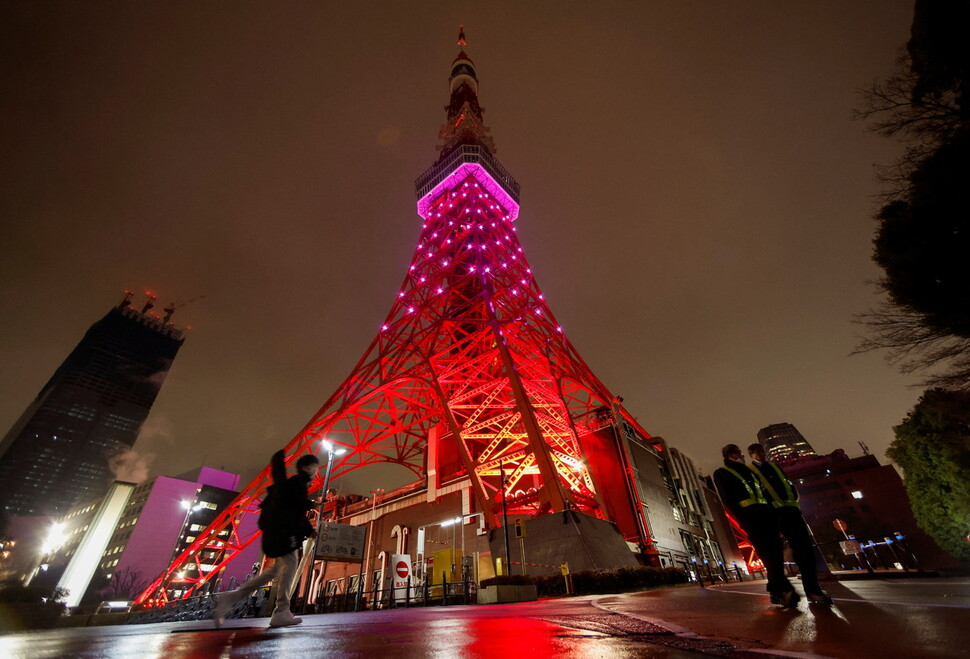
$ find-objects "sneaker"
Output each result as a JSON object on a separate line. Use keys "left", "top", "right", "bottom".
{"left": 780, "top": 589, "right": 800, "bottom": 611}
{"left": 213, "top": 592, "right": 235, "bottom": 628}
{"left": 269, "top": 611, "right": 303, "bottom": 627}
{"left": 769, "top": 593, "right": 783, "bottom": 605}
{"left": 806, "top": 591, "right": 834, "bottom": 605}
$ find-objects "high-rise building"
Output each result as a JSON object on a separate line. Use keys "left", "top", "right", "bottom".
{"left": 757, "top": 422, "right": 817, "bottom": 462}
{"left": 0, "top": 292, "right": 185, "bottom": 517}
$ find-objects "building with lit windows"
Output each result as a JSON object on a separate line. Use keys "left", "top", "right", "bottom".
{"left": 757, "top": 422, "right": 817, "bottom": 463}
{"left": 0, "top": 292, "right": 185, "bottom": 517}
{"left": 28, "top": 466, "right": 258, "bottom": 606}
{"left": 100, "top": 466, "right": 256, "bottom": 603}
{"left": 782, "top": 449, "right": 965, "bottom": 572}
{"left": 665, "top": 446, "right": 744, "bottom": 579}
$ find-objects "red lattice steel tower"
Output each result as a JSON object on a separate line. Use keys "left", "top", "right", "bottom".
{"left": 137, "top": 29, "right": 655, "bottom": 606}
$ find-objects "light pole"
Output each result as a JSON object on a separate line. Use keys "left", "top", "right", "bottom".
{"left": 304, "top": 439, "right": 346, "bottom": 608}
{"left": 316, "top": 440, "right": 347, "bottom": 524}
{"left": 170, "top": 497, "right": 203, "bottom": 566}
{"left": 362, "top": 488, "right": 384, "bottom": 603}
{"left": 165, "top": 496, "right": 202, "bottom": 598}
{"left": 499, "top": 462, "right": 511, "bottom": 575}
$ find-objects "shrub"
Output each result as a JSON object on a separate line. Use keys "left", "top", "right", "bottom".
{"left": 0, "top": 584, "right": 68, "bottom": 632}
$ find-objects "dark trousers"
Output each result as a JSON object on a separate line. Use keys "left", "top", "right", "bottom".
{"left": 740, "top": 505, "right": 793, "bottom": 596}
{"left": 777, "top": 507, "right": 822, "bottom": 594}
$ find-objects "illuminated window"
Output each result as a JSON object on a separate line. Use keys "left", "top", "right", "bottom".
{"left": 851, "top": 491, "right": 863, "bottom": 499}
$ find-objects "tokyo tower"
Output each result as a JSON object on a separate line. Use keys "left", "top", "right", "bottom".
{"left": 138, "top": 28, "right": 658, "bottom": 606}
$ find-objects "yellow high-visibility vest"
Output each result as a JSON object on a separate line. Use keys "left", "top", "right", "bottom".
{"left": 719, "top": 466, "right": 768, "bottom": 508}
{"left": 750, "top": 462, "right": 799, "bottom": 508}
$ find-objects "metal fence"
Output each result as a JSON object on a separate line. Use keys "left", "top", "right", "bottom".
{"left": 311, "top": 572, "right": 476, "bottom": 613}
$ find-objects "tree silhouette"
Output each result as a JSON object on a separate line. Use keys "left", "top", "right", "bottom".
{"left": 98, "top": 567, "right": 149, "bottom": 602}
{"left": 856, "top": 1, "right": 970, "bottom": 389}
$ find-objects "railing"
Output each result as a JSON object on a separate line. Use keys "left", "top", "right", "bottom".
{"left": 415, "top": 145, "right": 520, "bottom": 203}
{"left": 313, "top": 572, "right": 476, "bottom": 613}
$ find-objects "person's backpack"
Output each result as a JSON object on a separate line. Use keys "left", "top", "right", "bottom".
{"left": 257, "top": 485, "right": 276, "bottom": 531}
{"left": 257, "top": 449, "right": 288, "bottom": 531}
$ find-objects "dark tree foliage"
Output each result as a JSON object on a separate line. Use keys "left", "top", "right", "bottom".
{"left": 908, "top": 0, "right": 970, "bottom": 111}
{"left": 887, "top": 388, "right": 970, "bottom": 560}
{"left": 873, "top": 133, "right": 970, "bottom": 336}
{"left": 856, "top": 1, "right": 970, "bottom": 388}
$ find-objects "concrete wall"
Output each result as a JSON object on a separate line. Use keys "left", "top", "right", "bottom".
{"left": 488, "top": 511, "right": 638, "bottom": 577}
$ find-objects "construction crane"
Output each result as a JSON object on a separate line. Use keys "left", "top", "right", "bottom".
{"left": 162, "top": 295, "right": 206, "bottom": 324}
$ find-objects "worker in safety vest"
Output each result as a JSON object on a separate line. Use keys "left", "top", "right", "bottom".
{"left": 747, "top": 443, "right": 834, "bottom": 605}
{"left": 714, "top": 443, "right": 799, "bottom": 609}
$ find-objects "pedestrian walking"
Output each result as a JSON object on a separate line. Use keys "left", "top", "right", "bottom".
{"left": 214, "top": 449, "right": 319, "bottom": 627}
{"left": 714, "top": 443, "right": 799, "bottom": 609}
{"left": 746, "top": 443, "right": 833, "bottom": 605}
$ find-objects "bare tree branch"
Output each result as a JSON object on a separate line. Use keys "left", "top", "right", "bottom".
{"left": 854, "top": 296, "right": 970, "bottom": 391}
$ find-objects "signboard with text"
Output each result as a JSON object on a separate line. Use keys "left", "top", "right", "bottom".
{"left": 314, "top": 522, "right": 366, "bottom": 562}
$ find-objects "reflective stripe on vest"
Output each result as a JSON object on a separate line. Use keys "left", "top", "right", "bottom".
{"left": 750, "top": 463, "right": 799, "bottom": 508}
{"left": 720, "top": 466, "right": 767, "bottom": 508}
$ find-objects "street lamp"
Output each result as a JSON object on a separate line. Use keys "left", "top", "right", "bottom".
{"left": 316, "top": 440, "right": 348, "bottom": 524}
{"left": 303, "top": 439, "right": 347, "bottom": 608}
{"left": 170, "top": 498, "right": 203, "bottom": 567}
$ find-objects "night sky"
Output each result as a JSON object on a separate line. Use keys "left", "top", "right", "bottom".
{"left": 1, "top": 2, "right": 919, "bottom": 494}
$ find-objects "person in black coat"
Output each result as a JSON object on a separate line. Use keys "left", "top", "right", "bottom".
{"left": 714, "top": 443, "right": 799, "bottom": 609}
{"left": 214, "top": 450, "right": 319, "bottom": 628}
{"left": 747, "top": 443, "right": 833, "bottom": 605}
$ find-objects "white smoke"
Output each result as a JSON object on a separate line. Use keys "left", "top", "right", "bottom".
{"left": 108, "top": 414, "right": 174, "bottom": 483}
{"left": 109, "top": 448, "right": 155, "bottom": 484}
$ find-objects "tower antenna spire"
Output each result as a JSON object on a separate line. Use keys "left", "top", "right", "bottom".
{"left": 457, "top": 25, "right": 467, "bottom": 47}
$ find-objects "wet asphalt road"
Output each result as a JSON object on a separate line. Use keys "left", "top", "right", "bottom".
{"left": 0, "top": 577, "right": 966, "bottom": 658}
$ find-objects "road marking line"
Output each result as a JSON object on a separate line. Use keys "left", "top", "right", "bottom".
{"left": 709, "top": 586, "right": 970, "bottom": 609}
{"left": 590, "top": 597, "right": 697, "bottom": 636}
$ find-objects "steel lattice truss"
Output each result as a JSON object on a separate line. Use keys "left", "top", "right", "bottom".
{"left": 137, "top": 42, "right": 654, "bottom": 607}
{"left": 723, "top": 511, "right": 762, "bottom": 571}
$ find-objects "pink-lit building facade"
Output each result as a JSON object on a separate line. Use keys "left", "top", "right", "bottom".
{"left": 30, "top": 466, "right": 259, "bottom": 606}
{"left": 101, "top": 466, "right": 260, "bottom": 601}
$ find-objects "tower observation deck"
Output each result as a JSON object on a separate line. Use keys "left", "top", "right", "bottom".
{"left": 138, "top": 29, "right": 658, "bottom": 607}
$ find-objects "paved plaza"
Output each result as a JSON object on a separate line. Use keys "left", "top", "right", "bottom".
{"left": 1, "top": 577, "right": 967, "bottom": 658}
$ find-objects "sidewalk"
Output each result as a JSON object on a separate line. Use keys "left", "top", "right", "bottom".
{"left": 1, "top": 577, "right": 967, "bottom": 657}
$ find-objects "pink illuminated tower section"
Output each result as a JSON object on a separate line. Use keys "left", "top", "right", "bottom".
{"left": 138, "top": 29, "right": 656, "bottom": 606}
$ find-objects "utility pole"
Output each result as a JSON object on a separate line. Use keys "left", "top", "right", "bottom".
{"left": 363, "top": 488, "right": 384, "bottom": 596}
{"left": 301, "top": 439, "right": 346, "bottom": 609}
{"left": 499, "top": 463, "right": 511, "bottom": 575}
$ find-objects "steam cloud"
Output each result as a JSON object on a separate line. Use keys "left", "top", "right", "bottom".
{"left": 109, "top": 448, "right": 155, "bottom": 484}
